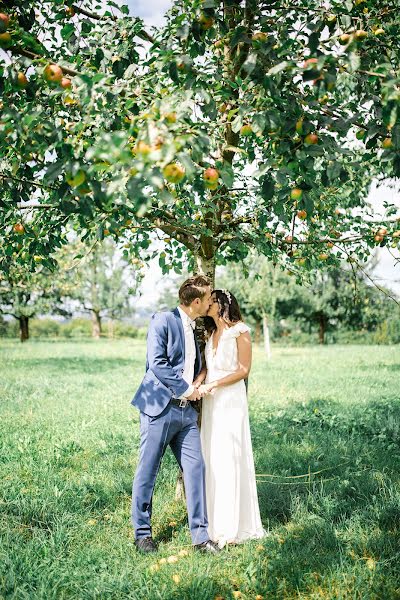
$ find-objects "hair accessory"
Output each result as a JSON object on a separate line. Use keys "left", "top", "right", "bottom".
{"left": 221, "top": 289, "right": 232, "bottom": 304}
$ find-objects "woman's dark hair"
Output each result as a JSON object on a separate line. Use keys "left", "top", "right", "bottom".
{"left": 204, "top": 289, "right": 242, "bottom": 334}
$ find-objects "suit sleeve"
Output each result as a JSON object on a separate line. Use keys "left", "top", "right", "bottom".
{"left": 147, "top": 313, "right": 190, "bottom": 398}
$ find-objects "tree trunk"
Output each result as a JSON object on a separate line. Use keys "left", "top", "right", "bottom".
{"left": 254, "top": 320, "right": 261, "bottom": 344}
{"left": 107, "top": 319, "right": 114, "bottom": 339}
{"left": 194, "top": 253, "right": 216, "bottom": 286}
{"left": 19, "top": 316, "right": 29, "bottom": 342}
{"left": 91, "top": 311, "right": 102, "bottom": 339}
{"left": 262, "top": 313, "right": 272, "bottom": 359}
{"left": 318, "top": 313, "right": 326, "bottom": 344}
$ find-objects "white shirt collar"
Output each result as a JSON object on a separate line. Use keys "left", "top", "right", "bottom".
{"left": 177, "top": 306, "right": 196, "bottom": 330}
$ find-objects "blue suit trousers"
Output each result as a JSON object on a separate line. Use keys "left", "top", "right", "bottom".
{"left": 132, "top": 401, "right": 209, "bottom": 545}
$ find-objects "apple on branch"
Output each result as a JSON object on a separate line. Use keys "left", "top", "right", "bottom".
{"left": 291, "top": 188, "right": 303, "bottom": 201}
{"left": 43, "top": 64, "right": 63, "bottom": 84}
{"left": 304, "top": 133, "right": 318, "bottom": 145}
{"left": 0, "top": 12, "right": 10, "bottom": 33}
{"left": 60, "top": 77, "right": 72, "bottom": 89}
{"left": 252, "top": 32, "right": 268, "bottom": 43}
{"left": 0, "top": 31, "right": 12, "bottom": 48}
{"left": 16, "top": 72, "right": 28, "bottom": 89}
{"left": 13, "top": 223, "right": 25, "bottom": 235}
{"left": 203, "top": 167, "right": 219, "bottom": 189}
{"left": 240, "top": 124, "right": 253, "bottom": 137}
{"left": 163, "top": 163, "right": 185, "bottom": 184}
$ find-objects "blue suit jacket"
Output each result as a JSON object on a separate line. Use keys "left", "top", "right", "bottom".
{"left": 131, "top": 308, "right": 202, "bottom": 417}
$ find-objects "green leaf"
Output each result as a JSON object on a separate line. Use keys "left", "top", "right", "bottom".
{"left": 242, "top": 52, "right": 258, "bottom": 76}
{"left": 348, "top": 52, "right": 360, "bottom": 73}
{"left": 220, "top": 164, "right": 234, "bottom": 188}
{"left": 230, "top": 26, "right": 249, "bottom": 50}
{"left": 261, "top": 176, "right": 275, "bottom": 201}
{"left": 268, "top": 61, "right": 290, "bottom": 76}
{"left": 61, "top": 24, "right": 74, "bottom": 40}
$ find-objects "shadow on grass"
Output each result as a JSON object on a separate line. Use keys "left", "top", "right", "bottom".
{"left": 245, "top": 395, "right": 400, "bottom": 596}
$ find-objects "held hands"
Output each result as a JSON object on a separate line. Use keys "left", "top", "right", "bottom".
{"left": 186, "top": 381, "right": 218, "bottom": 401}
{"left": 187, "top": 388, "right": 201, "bottom": 401}
{"left": 198, "top": 382, "right": 217, "bottom": 396}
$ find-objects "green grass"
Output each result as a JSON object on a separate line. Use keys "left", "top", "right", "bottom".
{"left": 0, "top": 339, "right": 399, "bottom": 600}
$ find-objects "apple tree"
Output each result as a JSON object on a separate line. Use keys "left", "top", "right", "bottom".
{"left": 1, "top": 0, "right": 400, "bottom": 286}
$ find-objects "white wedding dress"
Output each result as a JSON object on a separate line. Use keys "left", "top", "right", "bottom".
{"left": 200, "top": 322, "right": 266, "bottom": 548}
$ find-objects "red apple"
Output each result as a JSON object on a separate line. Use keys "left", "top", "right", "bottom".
{"left": 44, "top": 64, "right": 63, "bottom": 84}
{"left": 60, "top": 77, "right": 72, "bottom": 89}
{"left": 382, "top": 137, "right": 393, "bottom": 149}
{"left": 203, "top": 167, "right": 219, "bottom": 186}
{"left": 0, "top": 12, "right": 9, "bottom": 33}
{"left": 303, "top": 57, "right": 318, "bottom": 68}
{"left": 304, "top": 133, "right": 318, "bottom": 145}
{"left": 13, "top": 223, "right": 25, "bottom": 235}
{"left": 297, "top": 209, "right": 307, "bottom": 219}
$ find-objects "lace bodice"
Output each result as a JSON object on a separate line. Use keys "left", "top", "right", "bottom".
{"left": 205, "top": 322, "right": 251, "bottom": 374}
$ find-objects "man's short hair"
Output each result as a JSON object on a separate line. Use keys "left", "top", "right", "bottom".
{"left": 179, "top": 275, "right": 211, "bottom": 306}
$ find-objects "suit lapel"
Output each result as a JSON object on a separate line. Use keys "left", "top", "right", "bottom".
{"left": 172, "top": 307, "right": 185, "bottom": 356}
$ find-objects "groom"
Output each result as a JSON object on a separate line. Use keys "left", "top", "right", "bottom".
{"left": 131, "top": 275, "right": 220, "bottom": 554}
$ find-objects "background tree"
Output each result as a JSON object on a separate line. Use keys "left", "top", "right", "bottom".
{"left": 1, "top": 0, "right": 400, "bottom": 286}
{"left": 0, "top": 259, "right": 71, "bottom": 341}
{"left": 280, "top": 266, "right": 398, "bottom": 343}
{"left": 58, "top": 238, "right": 142, "bottom": 338}
{"left": 222, "top": 251, "right": 398, "bottom": 345}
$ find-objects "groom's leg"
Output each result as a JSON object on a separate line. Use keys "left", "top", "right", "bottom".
{"left": 132, "top": 407, "right": 176, "bottom": 539}
{"left": 169, "top": 411, "right": 209, "bottom": 545}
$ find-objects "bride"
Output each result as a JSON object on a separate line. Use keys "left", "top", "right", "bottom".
{"left": 195, "top": 289, "right": 266, "bottom": 548}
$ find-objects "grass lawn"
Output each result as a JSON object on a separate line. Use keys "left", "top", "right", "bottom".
{"left": 0, "top": 339, "right": 399, "bottom": 599}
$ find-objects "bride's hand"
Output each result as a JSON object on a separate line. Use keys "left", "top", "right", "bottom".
{"left": 198, "top": 382, "right": 217, "bottom": 396}
{"left": 193, "top": 378, "right": 204, "bottom": 389}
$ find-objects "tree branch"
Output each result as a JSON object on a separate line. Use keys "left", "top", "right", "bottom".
{"left": 10, "top": 46, "right": 82, "bottom": 77}
{"left": 71, "top": 4, "right": 155, "bottom": 43}
{"left": 0, "top": 173, "right": 59, "bottom": 191}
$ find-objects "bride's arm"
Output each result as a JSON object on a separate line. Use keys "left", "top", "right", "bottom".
{"left": 199, "top": 332, "right": 251, "bottom": 394}
{"left": 193, "top": 368, "right": 207, "bottom": 388}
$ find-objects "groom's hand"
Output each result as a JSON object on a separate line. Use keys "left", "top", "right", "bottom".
{"left": 187, "top": 388, "right": 201, "bottom": 401}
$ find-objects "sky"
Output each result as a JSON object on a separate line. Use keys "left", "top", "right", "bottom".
{"left": 126, "top": 0, "right": 172, "bottom": 27}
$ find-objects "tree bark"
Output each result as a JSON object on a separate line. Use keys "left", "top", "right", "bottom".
{"left": 254, "top": 320, "right": 261, "bottom": 344}
{"left": 262, "top": 313, "right": 271, "bottom": 359}
{"left": 194, "top": 249, "right": 216, "bottom": 286}
{"left": 19, "top": 316, "right": 29, "bottom": 342}
{"left": 91, "top": 310, "right": 102, "bottom": 338}
{"left": 318, "top": 313, "right": 326, "bottom": 344}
